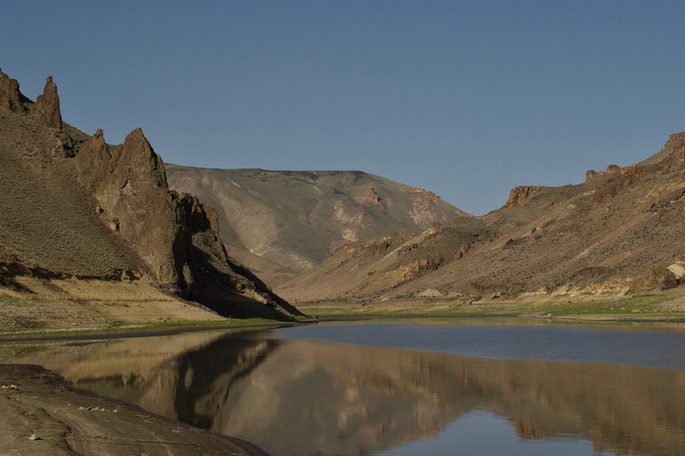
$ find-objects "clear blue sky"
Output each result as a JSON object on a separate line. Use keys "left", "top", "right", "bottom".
{"left": 2, "top": 1, "right": 684, "bottom": 215}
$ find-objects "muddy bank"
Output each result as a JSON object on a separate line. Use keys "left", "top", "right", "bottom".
{"left": 0, "top": 364, "right": 269, "bottom": 456}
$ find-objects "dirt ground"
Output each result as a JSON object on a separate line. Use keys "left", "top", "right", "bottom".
{"left": 0, "top": 364, "right": 268, "bottom": 456}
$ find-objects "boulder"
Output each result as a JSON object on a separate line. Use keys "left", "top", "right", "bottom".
{"left": 667, "top": 262, "right": 685, "bottom": 280}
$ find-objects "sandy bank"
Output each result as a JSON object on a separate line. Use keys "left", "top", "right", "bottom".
{"left": 0, "top": 364, "right": 269, "bottom": 456}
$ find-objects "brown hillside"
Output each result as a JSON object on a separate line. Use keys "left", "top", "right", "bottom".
{"left": 279, "top": 133, "right": 685, "bottom": 303}
{"left": 167, "top": 166, "right": 467, "bottom": 286}
{"left": 0, "top": 70, "right": 300, "bottom": 319}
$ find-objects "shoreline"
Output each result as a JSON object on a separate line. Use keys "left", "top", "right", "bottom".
{"left": 2, "top": 306, "right": 685, "bottom": 455}
{"left": 0, "top": 363, "right": 270, "bottom": 456}
{"left": 2, "top": 289, "right": 685, "bottom": 343}
{"left": 0, "top": 320, "right": 302, "bottom": 344}
{"left": 2, "top": 309, "right": 685, "bottom": 345}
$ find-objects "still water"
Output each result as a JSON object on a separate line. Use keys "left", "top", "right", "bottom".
{"left": 2, "top": 319, "right": 685, "bottom": 456}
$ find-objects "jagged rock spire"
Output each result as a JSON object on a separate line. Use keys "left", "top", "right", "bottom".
{"left": 121, "top": 128, "right": 168, "bottom": 188}
{"left": 0, "top": 70, "right": 63, "bottom": 129}
{"left": 31, "top": 75, "right": 62, "bottom": 129}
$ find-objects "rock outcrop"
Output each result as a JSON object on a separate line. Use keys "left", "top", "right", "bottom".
{"left": 75, "top": 128, "right": 180, "bottom": 287}
{"left": 31, "top": 76, "right": 62, "bottom": 129}
{"left": 0, "top": 69, "right": 31, "bottom": 113}
{"left": 0, "top": 70, "right": 300, "bottom": 319}
{"left": 173, "top": 192, "right": 300, "bottom": 317}
{"left": 506, "top": 186, "right": 543, "bottom": 206}
{"left": 400, "top": 186, "right": 441, "bottom": 204}
{"left": 0, "top": 72, "right": 62, "bottom": 129}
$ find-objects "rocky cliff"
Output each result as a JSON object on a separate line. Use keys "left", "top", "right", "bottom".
{"left": 0, "top": 69, "right": 299, "bottom": 319}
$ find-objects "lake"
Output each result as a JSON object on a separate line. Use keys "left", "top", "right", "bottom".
{"left": 1, "top": 318, "right": 685, "bottom": 456}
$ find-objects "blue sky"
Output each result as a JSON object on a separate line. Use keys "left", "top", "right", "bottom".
{"left": 2, "top": 1, "right": 684, "bottom": 214}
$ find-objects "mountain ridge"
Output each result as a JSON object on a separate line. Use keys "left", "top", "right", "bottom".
{"left": 278, "top": 133, "right": 685, "bottom": 303}
{"left": 167, "top": 165, "right": 468, "bottom": 286}
{"left": 4, "top": 69, "right": 684, "bottom": 315}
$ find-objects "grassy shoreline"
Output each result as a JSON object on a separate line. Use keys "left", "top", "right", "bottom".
{"left": 0, "top": 317, "right": 308, "bottom": 342}
{"left": 2, "top": 292, "right": 685, "bottom": 342}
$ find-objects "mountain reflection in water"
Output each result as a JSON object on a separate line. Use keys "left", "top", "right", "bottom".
{"left": 2, "top": 326, "right": 685, "bottom": 456}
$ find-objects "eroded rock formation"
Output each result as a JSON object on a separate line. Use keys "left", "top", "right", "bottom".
{"left": 75, "top": 128, "right": 180, "bottom": 287}
{"left": 0, "top": 69, "right": 30, "bottom": 113}
{"left": 31, "top": 76, "right": 62, "bottom": 129}
{"left": 0, "top": 70, "right": 300, "bottom": 319}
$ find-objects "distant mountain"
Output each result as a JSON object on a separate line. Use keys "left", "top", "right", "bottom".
{"left": 167, "top": 166, "right": 468, "bottom": 285}
{"left": 278, "top": 134, "right": 685, "bottom": 303}
{"left": 0, "top": 70, "right": 300, "bottom": 319}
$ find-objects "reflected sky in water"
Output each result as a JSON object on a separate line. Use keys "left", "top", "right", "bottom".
{"left": 387, "top": 411, "right": 614, "bottom": 456}
{"left": 278, "top": 321, "right": 685, "bottom": 370}
{"left": 1, "top": 320, "right": 685, "bottom": 456}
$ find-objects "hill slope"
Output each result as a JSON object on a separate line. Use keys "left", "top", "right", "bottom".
{"left": 0, "top": 70, "right": 300, "bottom": 319}
{"left": 167, "top": 166, "right": 467, "bottom": 285}
{"left": 279, "top": 134, "right": 685, "bottom": 303}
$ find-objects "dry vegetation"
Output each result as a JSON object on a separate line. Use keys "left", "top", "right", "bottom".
{"left": 0, "top": 278, "right": 225, "bottom": 334}
{"left": 0, "top": 110, "right": 142, "bottom": 277}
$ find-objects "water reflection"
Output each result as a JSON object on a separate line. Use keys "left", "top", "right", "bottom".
{"left": 1, "top": 327, "right": 685, "bottom": 456}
